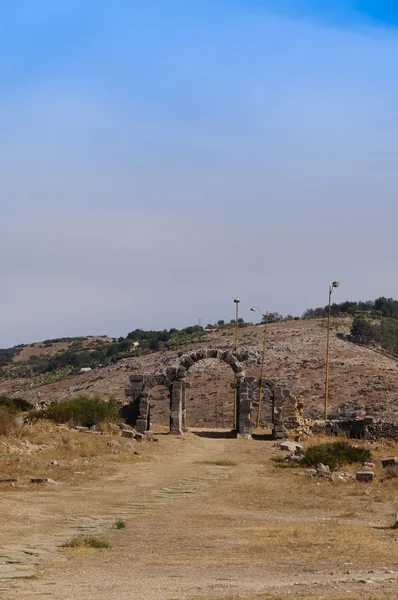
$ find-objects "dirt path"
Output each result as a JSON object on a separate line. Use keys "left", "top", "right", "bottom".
{"left": 2, "top": 433, "right": 398, "bottom": 600}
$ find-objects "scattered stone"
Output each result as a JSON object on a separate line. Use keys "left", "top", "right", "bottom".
{"left": 356, "top": 471, "right": 375, "bottom": 482}
{"left": 71, "top": 426, "right": 89, "bottom": 432}
{"left": 279, "top": 441, "right": 304, "bottom": 454}
{"left": 362, "top": 462, "right": 375, "bottom": 469}
{"left": 382, "top": 457, "right": 398, "bottom": 468}
{"left": 108, "top": 423, "right": 120, "bottom": 432}
{"left": 0, "top": 478, "right": 19, "bottom": 483}
{"left": 51, "top": 460, "right": 58, "bottom": 466}
{"left": 30, "top": 478, "right": 58, "bottom": 485}
{"left": 135, "top": 433, "right": 145, "bottom": 441}
{"left": 121, "top": 430, "right": 134, "bottom": 439}
{"left": 108, "top": 440, "right": 134, "bottom": 448}
{"left": 316, "top": 463, "right": 331, "bottom": 475}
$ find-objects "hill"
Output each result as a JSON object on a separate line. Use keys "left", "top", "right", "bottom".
{"left": 1, "top": 318, "right": 398, "bottom": 424}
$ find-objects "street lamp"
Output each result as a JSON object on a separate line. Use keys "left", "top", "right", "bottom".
{"left": 233, "top": 298, "right": 240, "bottom": 429}
{"left": 324, "top": 281, "right": 339, "bottom": 420}
{"left": 251, "top": 306, "right": 268, "bottom": 428}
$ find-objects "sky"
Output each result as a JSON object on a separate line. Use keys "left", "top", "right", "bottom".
{"left": 1, "top": 0, "right": 398, "bottom": 346}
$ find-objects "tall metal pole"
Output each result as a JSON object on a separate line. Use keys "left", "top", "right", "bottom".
{"left": 324, "top": 286, "right": 332, "bottom": 421}
{"left": 324, "top": 281, "right": 339, "bottom": 421}
{"left": 256, "top": 311, "right": 268, "bottom": 428}
{"left": 233, "top": 298, "right": 240, "bottom": 430}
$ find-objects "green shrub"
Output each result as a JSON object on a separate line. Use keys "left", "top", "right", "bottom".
{"left": 0, "top": 395, "right": 31, "bottom": 413}
{"left": 300, "top": 441, "right": 371, "bottom": 471}
{"left": 113, "top": 520, "right": 126, "bottom": 530}
{"left": 28, "top": 396, "right": 120, "bottom": 428}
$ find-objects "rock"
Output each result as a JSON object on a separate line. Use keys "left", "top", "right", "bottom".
{"left": 30, "top": 478, "right": 58, "bottom": 485}
{"left": 51, "top": 460, "right": 58, "bottom": 466}
{"left": 362, "top": 462, "right": 375, "bottom": 469}
{"left": 0, "top": 478, "right": 19, "bottom": 483}
{"left": 135, "top": 433, "right": 145, "bottom": 441}
{"left": 285, "top": 454, "right": 301, "bottom": 462}
{"left": 356, "top": 471, "right": 375, "bottom": 482}
{"left": 108, "top": 440, "right": 134, "bottom": 448}
{"left": 71, "top": 426, "right": 89, "bottom": 432}
{"left": 108, "top": 423, "right": 120, "bottom": 432}
{"left": 279, "top": 441, "right": 304, "bottom": 454}
{"left": 382, "top": 457, "right": 398, "bottom": 468}
{"left": 316, "top": 463, "right": 331, "bottom": 474}
{"left": 121, "top": 430, "right": 134, "bottom": 439}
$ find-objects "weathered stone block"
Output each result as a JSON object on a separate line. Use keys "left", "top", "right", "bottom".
{"left": 130, "top": 374, "right": 145, "bottom": 382}
{"left": 122, "top": 429, "right": 135, "bottom": 438}
{"left": 356, "top": 471, "right": 374, "bottom": 482}
{"left": 382, "top": 457, "right": 398, "bottom": 468}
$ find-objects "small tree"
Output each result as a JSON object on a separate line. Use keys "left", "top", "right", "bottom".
{"left": 350, "top": 316, "right": 374, "bottom": 344}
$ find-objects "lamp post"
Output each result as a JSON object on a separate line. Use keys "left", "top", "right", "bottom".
{"left": 324, "top": 281, "right": 339, "bottom": 420}
{"left": 233, "top": 298, "right": 240, "bottom": 429}
{"left": 251, "top": 306, "right": 268, "bottom": 428}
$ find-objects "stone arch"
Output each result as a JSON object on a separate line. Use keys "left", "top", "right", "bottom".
{"left": 124, "top": 348, "right": 248, "bottom": 436}
{"left": 246, "top": 377, "right": 303, "bottom": 439}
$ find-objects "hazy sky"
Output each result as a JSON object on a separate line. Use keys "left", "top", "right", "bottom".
{"left": 1, "top": 1, "right": 398, "bottom": 346}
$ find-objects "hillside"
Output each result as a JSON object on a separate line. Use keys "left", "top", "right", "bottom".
{"left": 2, "top": 318, "right": 398, "bottom": 425}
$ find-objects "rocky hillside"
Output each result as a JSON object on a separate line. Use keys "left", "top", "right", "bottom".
{"left": 2, "top": 319, "right": 398, "bottom": 426}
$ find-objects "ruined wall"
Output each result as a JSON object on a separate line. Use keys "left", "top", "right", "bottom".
{"left": 304, "top": 417, "right": 398, "bottom": 440}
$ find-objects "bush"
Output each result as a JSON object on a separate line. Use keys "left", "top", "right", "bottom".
{"left": 29, "top": 396, "right": 120, "bottom": 428}
{"left": 0, "top": 395, "right": 32, "bottom": 413}
{"left": 300, "top": 441, "right": 371, "bottom": 471}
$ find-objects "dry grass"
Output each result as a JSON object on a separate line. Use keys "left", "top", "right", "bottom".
{"left": 62, "top": 535, "right": 110, "bottom": 549}
{"left": 0, "top": 419, "right": 138, "bottom": 483}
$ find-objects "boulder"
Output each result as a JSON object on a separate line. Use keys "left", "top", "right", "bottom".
{"left": 279, "top": 441, "right": 304, "bottom": 454}
{"left": 356, "top": 471, "right": 375, "bottom": 483}
{"left": 121, "top": 430, "right": 135, "bottom": 439}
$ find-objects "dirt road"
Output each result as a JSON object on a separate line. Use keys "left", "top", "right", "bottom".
{"left": 2, "top": 432, "right": 398, "bottom": 600}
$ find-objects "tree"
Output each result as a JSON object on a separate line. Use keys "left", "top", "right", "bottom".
{"left": 350, "top": 317, "right": 374, "bottom": 344}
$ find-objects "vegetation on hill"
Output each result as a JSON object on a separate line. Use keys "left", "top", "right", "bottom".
{"left": 303, "top": 296, "right": 398, "bottom": 356}
{"left": 0, "top": 325, "right": 207, "bottom": 384}
{"left": 303, "top": 296, "right": 398, "bottom": 319}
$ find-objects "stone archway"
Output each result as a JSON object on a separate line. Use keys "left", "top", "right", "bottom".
{"left": 124, "top": 348, "right": 249, "bottom": 436}
{"left": 124, "top": 348, "right": 302, "bottom": 439}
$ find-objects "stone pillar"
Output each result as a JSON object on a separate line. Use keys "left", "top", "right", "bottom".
{"left": 181, "top": 380, "right": 187, "bottom": 432}
{"left": 236, "top": 381, "right": 253, "bottom": 439}
{"left": 272, "top": 386, "right": 288, "bottom": 439}
{"left": 136, "top": 391, "right": 150, "bottom": 434}
{"left": 170, "top": 380, "right": 184, "bottom": 434}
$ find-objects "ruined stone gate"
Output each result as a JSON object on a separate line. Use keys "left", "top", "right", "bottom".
{"left": 124, "top": 348, "right": 301, "bottom": 438}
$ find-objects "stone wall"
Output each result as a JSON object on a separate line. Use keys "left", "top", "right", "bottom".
{"left": 304, "top": 417, "right": 398, "bottom": 440}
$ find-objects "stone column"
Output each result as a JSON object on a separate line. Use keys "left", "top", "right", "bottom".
{"left": 136, "top": 391, "right": 150, "bottom": 434}
{"left": 170, "top": 380, "right": 184, "bottom": 434}
{"left": 236, "top": 381, "right": 253, "bottom": 439}
{"left": 272, "top": 385, "right": 288, "bottom": 439}
{"left": 181, "top": 380, "right": 187, "bottom": 432}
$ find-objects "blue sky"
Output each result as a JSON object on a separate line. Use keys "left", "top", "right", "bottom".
{"left": 1, "top": 1, "right": 398, "bottom": 346}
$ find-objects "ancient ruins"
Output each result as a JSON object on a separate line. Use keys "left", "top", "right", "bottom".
{"left": 124, "top": 348, "right": 303, "bottom": 438}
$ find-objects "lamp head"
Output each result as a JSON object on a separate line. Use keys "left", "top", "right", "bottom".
{"left": 250, "top": 307, "right": 257, "bottom": 312}
{"left": 332, "top": 281, "right": 339, "bottom": 288}
{"left": 234, "top": 298, "right": 240, "bottom": 303}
